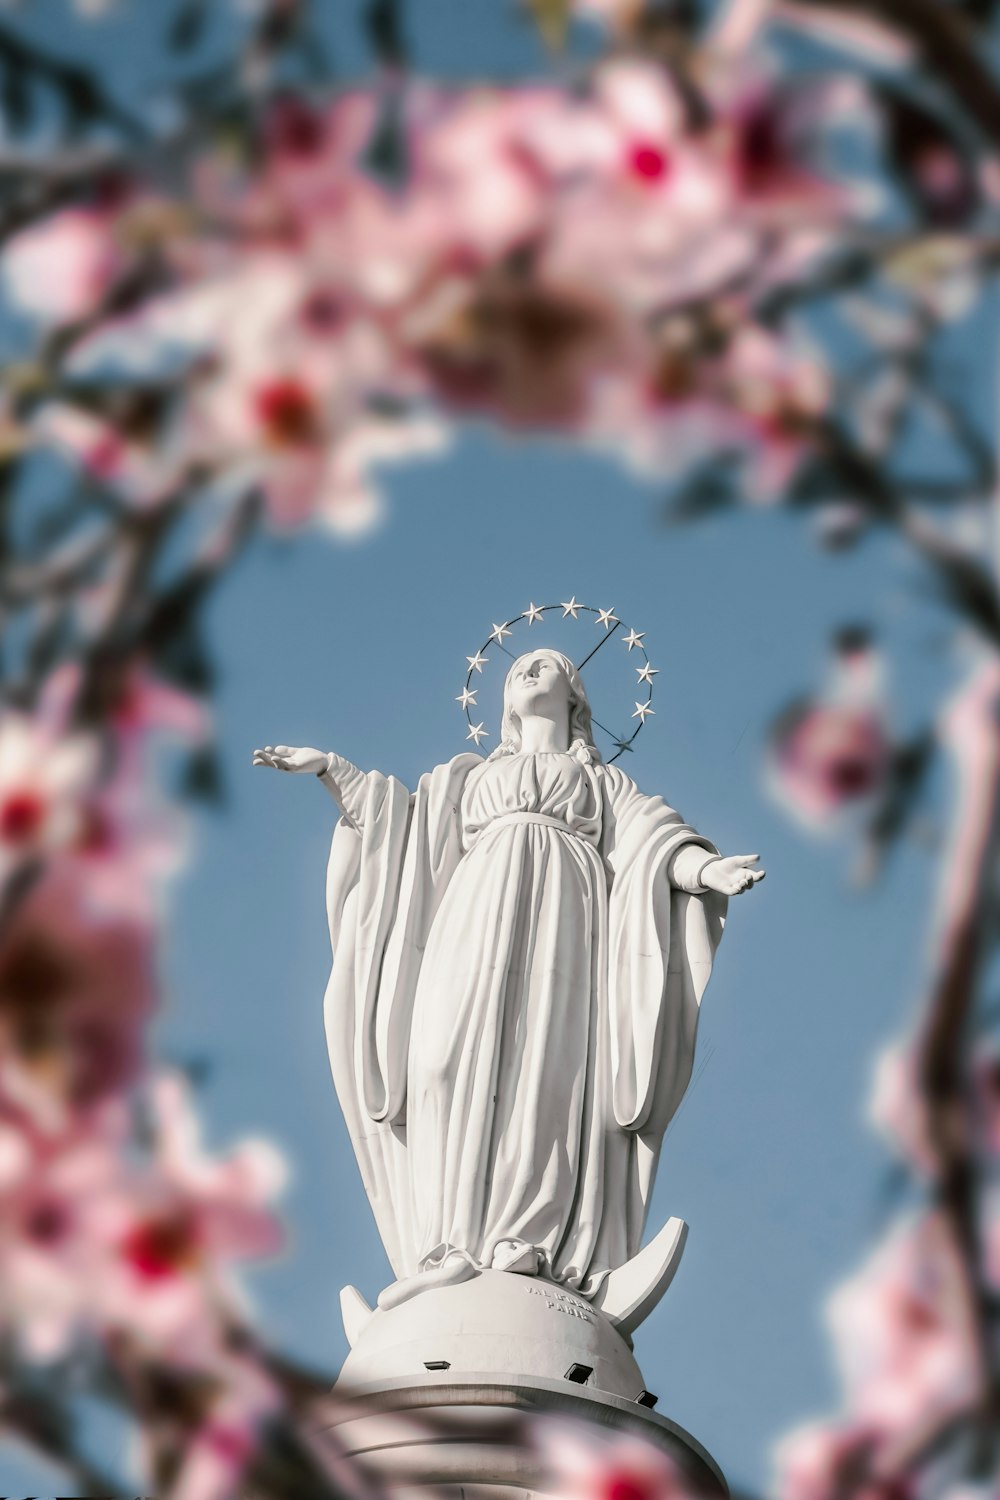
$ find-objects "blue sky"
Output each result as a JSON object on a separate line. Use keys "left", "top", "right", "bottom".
{"left": 1, "top": 2, "right": 991, "bottom": 1493}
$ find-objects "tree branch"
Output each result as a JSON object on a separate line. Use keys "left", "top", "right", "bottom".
{"left": 782, "top": 0, "right": 1000, "bottom": 141}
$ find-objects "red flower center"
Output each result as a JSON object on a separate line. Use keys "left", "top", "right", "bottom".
{"left": 899, "top": 1291, "right": 940, "bottom": 1335}
{"left": 628, "top": 144, "right": 671, "bottom": 183}
{"left": 76, "top": 801, "right": 115, "bottom": 854}
{"left": 829, "top": 756, "right": 877, "bottom": 797}
{"left": 87, "top": 432, "right": 127, "bottom": 480}
{"left": 299, "top": 289, "right": 344, "bottom": 335}
{"left": 0, "top": 790, "right": 46, "bottom": 844}
{"left": 738, "top": 108, "right": 783, "bottom": 190}
{"left": 26, "top": 1199, "right": 71, "bottom": 1245}
{"left": 123, "top": 1212, "right": 199, "bottom": 1279}
{"left": 605, "top": 1472, "right": 659, "bottom": 1500}
{"left": 202, "top": 1423, "right": 256, "bottom": 1466}
{"left": 254, "top": 379, "right": 319, "bottom": 447}
{"left": 267, "top": 99, "right": 326, "bottom": 159}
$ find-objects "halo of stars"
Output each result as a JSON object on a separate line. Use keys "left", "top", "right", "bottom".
{"left": 457, "top": 602, "right": 658, "bottom": 762}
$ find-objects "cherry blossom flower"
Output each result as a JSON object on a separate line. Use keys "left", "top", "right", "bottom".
{"left": 149, "top": 1070, "right": 287, "bottom": 1262}
{"left": 773, "top": 1419, "right": 913, "bottom": 1500}
{"left": 0, "top": 1064, "right": 286, "bottom": 1377}
{"left": 826, "top": 1213, "right": 978, "bottom": 1441}
{"left": 165, "top": 1352, "right": 282, "bottom": 1500}
{"left": 71, "top": 1071, "right": 284, "bottom": 1368}
{"left": 869, "top": 1041, "right": 937, "bottom": 1178}
{"left": 767, "top": 634, "right": 891, "bottom": 831}
{"left": 0, "top": 1101, "right": 129, "bottom": 1359}
{"left": 35, "top": 403, "right": 190, "bottom": 513}
{"left": 60, "top": 54, "right": 845, "bottom": 537}
{"left": 0, "top": 714, "right": 96, "bottom": 884}
{"left": 4, "top": 206, "right": 125, "bottom": 324}
{"left": 0, "top": 867, "right": 156, "bottom": 1117}
{"left": 534, "top": 1418, "right": 687, "bottom": 1500}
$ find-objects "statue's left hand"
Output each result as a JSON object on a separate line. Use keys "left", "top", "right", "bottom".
{"left": 700, "top": 853, "right": 765, "bottom": 896}
{"left": 252, "top": 744, "right": 329, "bottom": 775}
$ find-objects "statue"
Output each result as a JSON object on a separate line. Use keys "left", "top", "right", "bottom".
{"left": 253, "top": 621, "right": 764, "bottom": 1325}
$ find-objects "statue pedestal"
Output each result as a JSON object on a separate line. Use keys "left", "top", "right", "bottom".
{"left": 316, "top": 1272, "right": 726, "bottom": 1499}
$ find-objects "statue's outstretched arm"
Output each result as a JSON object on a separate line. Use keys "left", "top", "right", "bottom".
{"left": 669, "top": 843, "right": 718, "bottom": 894}
{"left": 251, "top": 744, "right": 367, "bottom": 828}
{"left": 669, "top": 844, "right": 765, "bottom": 896}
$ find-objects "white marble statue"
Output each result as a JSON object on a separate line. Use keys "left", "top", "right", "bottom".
{"left": 253, "top": 647, "right": 763, "bottom": 1315}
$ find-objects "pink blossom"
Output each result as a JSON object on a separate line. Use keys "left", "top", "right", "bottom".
{"left": 773, "top": 1419, "right": 912, "bottom": 1500}
{"left": 535, "top": 1419, "right": 686, "bottom": 1500}
{"left": 4, "top": 206, "right": 124, "bottom": 324}
{"left": 826, "top": 1213, "right": 978, "bottom": 1440}
{"left": 722, "top": 326, "right": 829, "bottom": 454}
{"left": 29, "top": 664, "right": 198, "bottom": 919}
{"left": 402, "top": 267, "right": 628, "bottom": 429}
{"left": 47, "top": 60, "right": 848, "bottom": 533}
{"left": 984, "top": 1191, "right": 1000, "bottom": 1290}
{"left": 0, "top": 714, "right": 96, "bottom": 884}
{"left": 167, "top": 1354, "right": 281, "bottom": 1500}
{"left": 315, "top": 411, "right": 449, "bottom": 537}
{"left": 0, "top": 1103, "right": 129, "bottom": 1359}
{"left": 0, "top": 865, "right": 157, "bottom": 1116}
{"left": 868, "top": 1041, "right": 937, "bottom": 1177}
{"left": 768, "top": 705, "right": 888, "bottom": 826}
{"left": 90, "top": 1071, "right": 285, "bottom": 1361}
{"left": 767, "top": 635, "right": 891, "bottom": 831}
{"left": 150, "top": 1070, "right": 287, "bottom": 1261}
{"left": 412, "top": 89, "right": 548, "bottom": 260}
{"left": 0, "top": 1066, "right": 286, "bottom": 1371}
{"left": 67, "top": 775, "right": 187, "bottom": 924}
{"left": 39, "top": 659, "right": 205, "bottom": 752}
{"left": 35, "top": 404, "right": 187, "bottom": 512}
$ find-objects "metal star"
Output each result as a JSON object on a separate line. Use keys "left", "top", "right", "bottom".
{"left": 636, "top": 663, "right": 659, "bottom": 685}
{"left": 524, "top": 602, "right": 545, "bottom": 626}
{"left": 561, "top": 597, "right": 582, "bottom": 619}
{"left": 490, "top": 621, "right": 513, "bottom": 643}
{"left": 596, "top": 606, "right": 618, "bottom": 630}
{"left": 466, "top": 721, "right": 489, "bottom": 745}
{"left": 622, "top": 628, "right": 645, "bottom": 652}
{"left": 467, "top": 651, "right": 489, "bottom": 674}
{"left": 456, "top": 686, "right": 478, "bottom": 708}
{"left": 612, "top": 737, "right": 635, "bottom": 755}
{"left": 632, "top": 700, "right": 655, "bottom": 722}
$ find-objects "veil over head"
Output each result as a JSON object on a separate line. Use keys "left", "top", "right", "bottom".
{"left": 491, "top": 648, "right": 601, "bottom": 763}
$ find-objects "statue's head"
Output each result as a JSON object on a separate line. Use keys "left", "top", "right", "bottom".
{"left": 492, "top": 649, "right": 600, "bottom": 762}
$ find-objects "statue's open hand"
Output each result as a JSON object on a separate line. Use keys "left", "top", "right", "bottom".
{"left": 252, "top": 744, "right": 329, "bottom": 776}
{"left": 700, "top": 854, "right": 765, "bottom": 896}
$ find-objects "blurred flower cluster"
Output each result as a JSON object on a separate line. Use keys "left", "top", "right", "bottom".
{"left": 0, "top": 658, "right": 327, "bottom": 1494}
{"left": 769, "top": 659, "right": 1000, "bottom": 1500}
{"left": 4, "top": 49, "right": 848, "bottom": 534}
{"left": 0, "top": 0, "right": 997, "bottom": 1495}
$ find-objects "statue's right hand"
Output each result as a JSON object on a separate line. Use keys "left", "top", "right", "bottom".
{"left": 252, "top": 744, "right": 329, "bottom": 776}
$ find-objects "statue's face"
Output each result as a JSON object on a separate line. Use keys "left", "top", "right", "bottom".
{"left": 507, "top": 651, "right": 572, "bottom": 724}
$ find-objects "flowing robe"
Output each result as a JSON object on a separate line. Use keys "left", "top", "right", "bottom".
{"left": 323, "top": 750, "right": 726, "bottom": 1295}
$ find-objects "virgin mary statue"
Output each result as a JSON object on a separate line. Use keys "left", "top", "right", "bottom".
{"left": 253, "top": 648, "right": 762, "bottom": 1311}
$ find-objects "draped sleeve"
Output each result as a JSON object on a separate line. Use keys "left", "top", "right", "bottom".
{"left": 601, "top": 765, "right": 727, "bottom": 1157}
{"left": 322, "top": 753, "right": 481, "bottom": 1276}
